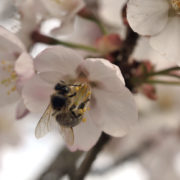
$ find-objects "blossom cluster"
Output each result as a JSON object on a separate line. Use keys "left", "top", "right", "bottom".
{"left": 0, "top": 0, "right": 179, "bottom": 153}
{"left": 0, "top": 25, "right": 137, "bottom": 151}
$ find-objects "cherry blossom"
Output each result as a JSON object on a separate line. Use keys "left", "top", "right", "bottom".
{"left": 40, "top": 0, "right": 85, "bottom": 35}
{"left": 22, "top": 46, "right": 138, "bottom": 151}
{"left": 0, "top": 26, "right": 34, "bottom": 119}
{"left": 14, "top": 0, "right": 47, "bottom": 48}
{"left": 14, "top": 0, "right": 85, "bottom": 48}
{"left": 127, "top": 0, "right": 180, "bottom": 65}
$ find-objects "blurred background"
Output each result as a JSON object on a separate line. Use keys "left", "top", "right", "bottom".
{"left": 0, "top": 0, "right": 180, "bottom": 179}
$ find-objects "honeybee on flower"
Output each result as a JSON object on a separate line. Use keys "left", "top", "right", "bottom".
{"left": 22, "top": 46, "right": 138, "bottom": 151}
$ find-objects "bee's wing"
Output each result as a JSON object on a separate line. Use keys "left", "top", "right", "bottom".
{"left": 59, "top": 126, "right": 74, "bottom": 146}
{"left": 35, "top": 104, "right": 56, "bottom": 138}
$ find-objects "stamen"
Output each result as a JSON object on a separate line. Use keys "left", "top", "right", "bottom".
{"left": 0, "top": 60, "right": 17, "bottom": 95}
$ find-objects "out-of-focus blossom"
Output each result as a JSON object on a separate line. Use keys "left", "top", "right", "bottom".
{"left": 95, "top": 34, "right": 122, "bottom": 54}
{"left": 40, "top": 0, "right": 85, "bottom": 35}
{"left": 22, "top": 46, "right": 138, "bottom": 151}
{"left": 140, "top": 133, "right": 180, "bottom": 180}
{"left": 15, "top": 0, "right": 46, "bottom": 48}
{"left": 15, "top": 0, "right": 85, "bottom": 48}
{"left": 127, "top": 0, "right": 180, "bottom": 64}
{"left": 0, "top": 27, "right": 34, "bottom": 119}
{"left": 0, "top": 0, "right": 19, "bottom": 31}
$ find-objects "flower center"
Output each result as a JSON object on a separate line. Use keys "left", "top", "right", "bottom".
{"left": 0, "top": 60, "right": 17, "bottom": 95}
{"left": 171, "top": 0, "right": 180, "bottom": 14}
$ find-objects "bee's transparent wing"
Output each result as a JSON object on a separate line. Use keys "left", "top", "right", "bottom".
{"left": 35, "top": 104, "right": 56, "bottom": 138}
{"left": 59, "top": 126, "right": 74, "bottom": 146}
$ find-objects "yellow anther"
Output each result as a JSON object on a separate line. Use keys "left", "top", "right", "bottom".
{"left": 82, "top": 118, "right": 86, "bottom": 122}
{"left": 1, "top": 60, "right": 6, "bottom": 65}
{"left": 75, "top": 87, "right": 80, "bottom": 91}
{"left": 87, "top": 107, "right": 90, "bottom": 111}
{"left": 11, "top": 86, "right": 16, "bottom": 92}
{"left": 78, "top": 109, "right": 84, "bottom": 114}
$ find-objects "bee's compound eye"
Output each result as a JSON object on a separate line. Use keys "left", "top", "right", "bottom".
{"left": 51, "top": 95, "right": 66, "bottom": 110}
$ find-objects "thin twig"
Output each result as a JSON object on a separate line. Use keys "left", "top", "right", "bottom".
{"left": 72, "top": 133, "right": 111, "bottom": 180}
{"left": 37, "top": 147, "right": 83, "bottom": 180}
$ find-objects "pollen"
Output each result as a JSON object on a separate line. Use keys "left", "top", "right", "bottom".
{"left": 67, "top": 82, "right": 91, "bottom": 124}
{"left": 78, "top": 109, "right": 84, "bottom": 114}
{"left": 82, "top": 118, "right": 86, "bottom": 122}
{"left": 75, "top": 86, "right": 80, "bottom": 91}
{"left": 0, "top": 60, "right": 17, "bottom": 95}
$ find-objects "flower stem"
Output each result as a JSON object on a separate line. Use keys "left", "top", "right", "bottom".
{"left": 93, "top": 19, "right": 108, "bottom": 35}
{"left": 31, "top": 31, "right": 99, "bottom": 53}
{"left": 146, "top": 66, "right": 180, "bottom": 77}
{"left": 144, "top": 79, "right": 180, "bottom": 86}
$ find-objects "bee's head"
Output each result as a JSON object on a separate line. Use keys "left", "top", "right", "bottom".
{"left": 54, "top": 83, "right": 70, "bottom": 94}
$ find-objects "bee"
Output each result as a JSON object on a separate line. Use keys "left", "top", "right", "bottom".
{"left": 35, "top": 81, "right": 90, "bottom": 145}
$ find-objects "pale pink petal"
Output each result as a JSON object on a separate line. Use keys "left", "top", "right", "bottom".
{"left": 40, "top": 0, "right": 84, "bottom": 18}
{"left": 60, "top": 16, "right": 102, "bottom": 46}
{"left": 22, "top": 75, "right": 53, "bottom": 113}
{"left": 51, "top": 19, "right": 75, "bottom": 36}
{"left": 150, "top": 17, "right": 180, "bottom": 64}
{"left": 89, "top": 85, "right": 138, "bottom": 137}
{"left": 34, "top": 46, "right": 83, "bottom": 78}
{"left": 0, "top": 84, "right": 19, "bottom": 106}
{"left": 14, "top": 52, "right": 34, "bottom": 80}
{"left": 68, "top": 112, "right": 101, "bottom": 151}
{"left": 78, "top": 58, "right": 125, "bottom": 88}
{"left": 127, "top": 0, "right": 169, "bottom": 35}
{"left": 39, "top": 71, "right": 64, "bottom": 85}
{"left": 0, "top": 26, "right": 25, "bottom": 53}
{"left": 16, "top": 98, "right": 29, "bottom": 119}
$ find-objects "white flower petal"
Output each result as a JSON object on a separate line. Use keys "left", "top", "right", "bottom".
{"left": 62, "top": 16, "right": 102, "bottom": 46}
{"left": 150, "top": 17, "right": 180, "bottom": 64}
{"left": 89, "top": 86, "right": 138, "bottom": 137}
{"left": 51, "top": 18, "right": 75, "bottom": 36}
{"left": 15, "top": 52, "right": 34, "bottom": 80}
{"left": 22, "top": 75, "right": 53, "bottom": 112}
{"left": 0, "top": 84, "right": 19, "bottom": 106}
{"left": 40, "top": 0, "right": 84, "bottom": 18}
{"left": 0, "top": 26, "right": 25, "bottom": 53}
{"left": 79, "top": 58, "right": 125, "bottom": 88}
{"left": 69, "top": 112, "right": 101, "bottom": 151}
{"left": 127, "top": 0, "right": 169, "bottom": 35}
{"left": 38, "top": 71, "right": 64, "bottom": 85}
{"left": 16, "top": 98, "right": 29, "bottom": 119}
{"left": 35, "top": 46, "right": 83, "bottom": 78}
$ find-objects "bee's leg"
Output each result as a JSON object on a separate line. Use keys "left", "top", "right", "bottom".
{"left": 78, "top": 98, "right": 90, "bottom": 110}
{"left": 69, "top": 104, "right": 76, "bottom": 111}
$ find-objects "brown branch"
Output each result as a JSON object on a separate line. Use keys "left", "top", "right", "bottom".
{"left": 91, "top": 138, "right": 155, "bottom": 175}
{"left": 71, "top": 133, "right": 111, "bottom": 180}
{"left": 37, "top": 147, "right": 83, "bottom": 180}
{"left": 116, "top": 27, "right": 139, "bottom": 63}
